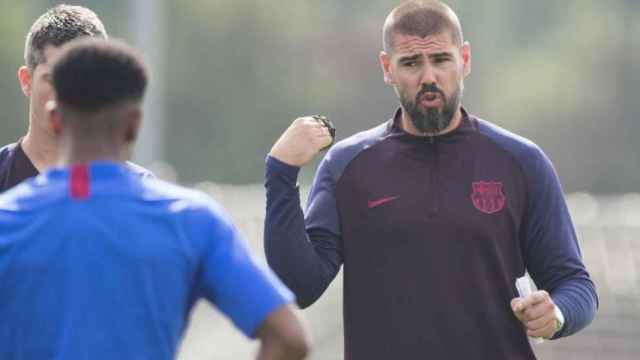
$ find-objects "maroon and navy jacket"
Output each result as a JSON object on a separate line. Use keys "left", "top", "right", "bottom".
{"left": 264, "top": 108, "right": 597, "bottom": 360}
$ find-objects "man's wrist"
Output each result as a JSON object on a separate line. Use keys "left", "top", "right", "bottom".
{"left": 266, "top": 155, "right": 300, "bottom": 186}
{"left": 551, "top": 304, "right": 565, "bottom": 337}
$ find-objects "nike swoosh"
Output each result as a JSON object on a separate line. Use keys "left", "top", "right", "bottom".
{"left": 368, "top": 196, "right": 399, "bottom": 209}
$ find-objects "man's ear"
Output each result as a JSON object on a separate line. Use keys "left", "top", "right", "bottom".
{"left": 17, "top": 66, "right": 33, "bottom": 97}
{"left": 379, "top": 51, "right": 395, "bottom": 85}
{"left": 461, "top": 41, "right": 471, "bottom": 78}
{"left": 46, "top": 100, "right": 63, "bottom": 137}
{"left": 124, "top": 108, "right": 142, "bottom": 143}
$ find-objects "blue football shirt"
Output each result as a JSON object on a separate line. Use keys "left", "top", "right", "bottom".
{"left": 0, "top": 162, "right": 294, "bottom": 360}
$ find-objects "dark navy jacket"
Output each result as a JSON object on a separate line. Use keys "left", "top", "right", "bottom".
{"left": 0, "top": 142, "right": 38, "bottom": 193}
{"left": 265, "top": 109, "right": 597, "bottom": 360}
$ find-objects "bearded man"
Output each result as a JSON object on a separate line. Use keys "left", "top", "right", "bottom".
{"left": 263, "top": 1, "right": 597, "bottom": 359}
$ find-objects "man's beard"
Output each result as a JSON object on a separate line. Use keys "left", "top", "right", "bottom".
{"left": 400, "top": 83, "right": 461, "bottom": 134}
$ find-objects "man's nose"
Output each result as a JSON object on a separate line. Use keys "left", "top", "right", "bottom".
{"left": 420, "top": 65, "right": 437, "bottom": 86}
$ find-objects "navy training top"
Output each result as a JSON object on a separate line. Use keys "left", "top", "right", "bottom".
{"left": 264, "top": 108, "right": 597, "bottom": 360}
{"left": 0, "top": 162, "right": 293, "bottom": 359}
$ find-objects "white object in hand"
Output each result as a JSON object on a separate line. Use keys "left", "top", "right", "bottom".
{"left": 515, "top": 274, "right": 544, "bottom": 344}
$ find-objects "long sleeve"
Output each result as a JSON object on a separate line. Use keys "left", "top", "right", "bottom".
{"left": 522, "top": 147, "right": 599, "bottom": 338}
{"left": 264, "top": 155, "right": 343, "bottom": 308}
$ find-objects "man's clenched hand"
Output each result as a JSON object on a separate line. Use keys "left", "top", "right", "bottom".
{"left": 511, "top": 290, "right": 561, "bottom": 339}
{"left": 269, "top": 116, "right": 334, "bottom": 167}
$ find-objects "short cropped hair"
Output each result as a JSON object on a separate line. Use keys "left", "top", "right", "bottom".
{"left": 383, "top": 0, "right": 463, "bottom": 53}
{"left": 25, "top": 4, "right": 107, "bottom": 69}
{"left": 51, "top": 38, "right": 148, "bottom": 113}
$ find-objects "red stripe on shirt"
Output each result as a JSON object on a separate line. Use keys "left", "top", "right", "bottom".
{"left": 70, "top": 165, "right": 90, "bottom": 199}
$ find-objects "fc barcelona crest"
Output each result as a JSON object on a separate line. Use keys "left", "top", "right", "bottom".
{"left": 471, "top": 181, "right": 506, "bottom": 214}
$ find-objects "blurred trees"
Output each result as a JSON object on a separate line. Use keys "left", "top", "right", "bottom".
{"left": 0, "top": 0, "right": 637, "bottom": 192}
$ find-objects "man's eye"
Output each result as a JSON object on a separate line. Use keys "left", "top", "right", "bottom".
{"left": 434, "top": 57, "right": 449, "bottom": 63}
{"left": 403, "top": 61, "right": 417, "bottom": 67}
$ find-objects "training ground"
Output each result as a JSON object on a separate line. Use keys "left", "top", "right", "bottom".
{"left": 177, "top": 185, "right": 640, "bottom": 360}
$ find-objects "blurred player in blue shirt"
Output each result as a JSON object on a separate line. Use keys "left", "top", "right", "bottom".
{"left": 0, "top": 38, "right": 310, "bottom": 360}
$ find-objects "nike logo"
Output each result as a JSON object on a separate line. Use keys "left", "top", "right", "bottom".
{"left": 368, "top": 196, "right": 399, "bottom": 209}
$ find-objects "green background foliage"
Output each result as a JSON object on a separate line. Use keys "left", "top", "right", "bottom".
{"left": 1, "top": 0, "right": 638, "bottom": 191}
